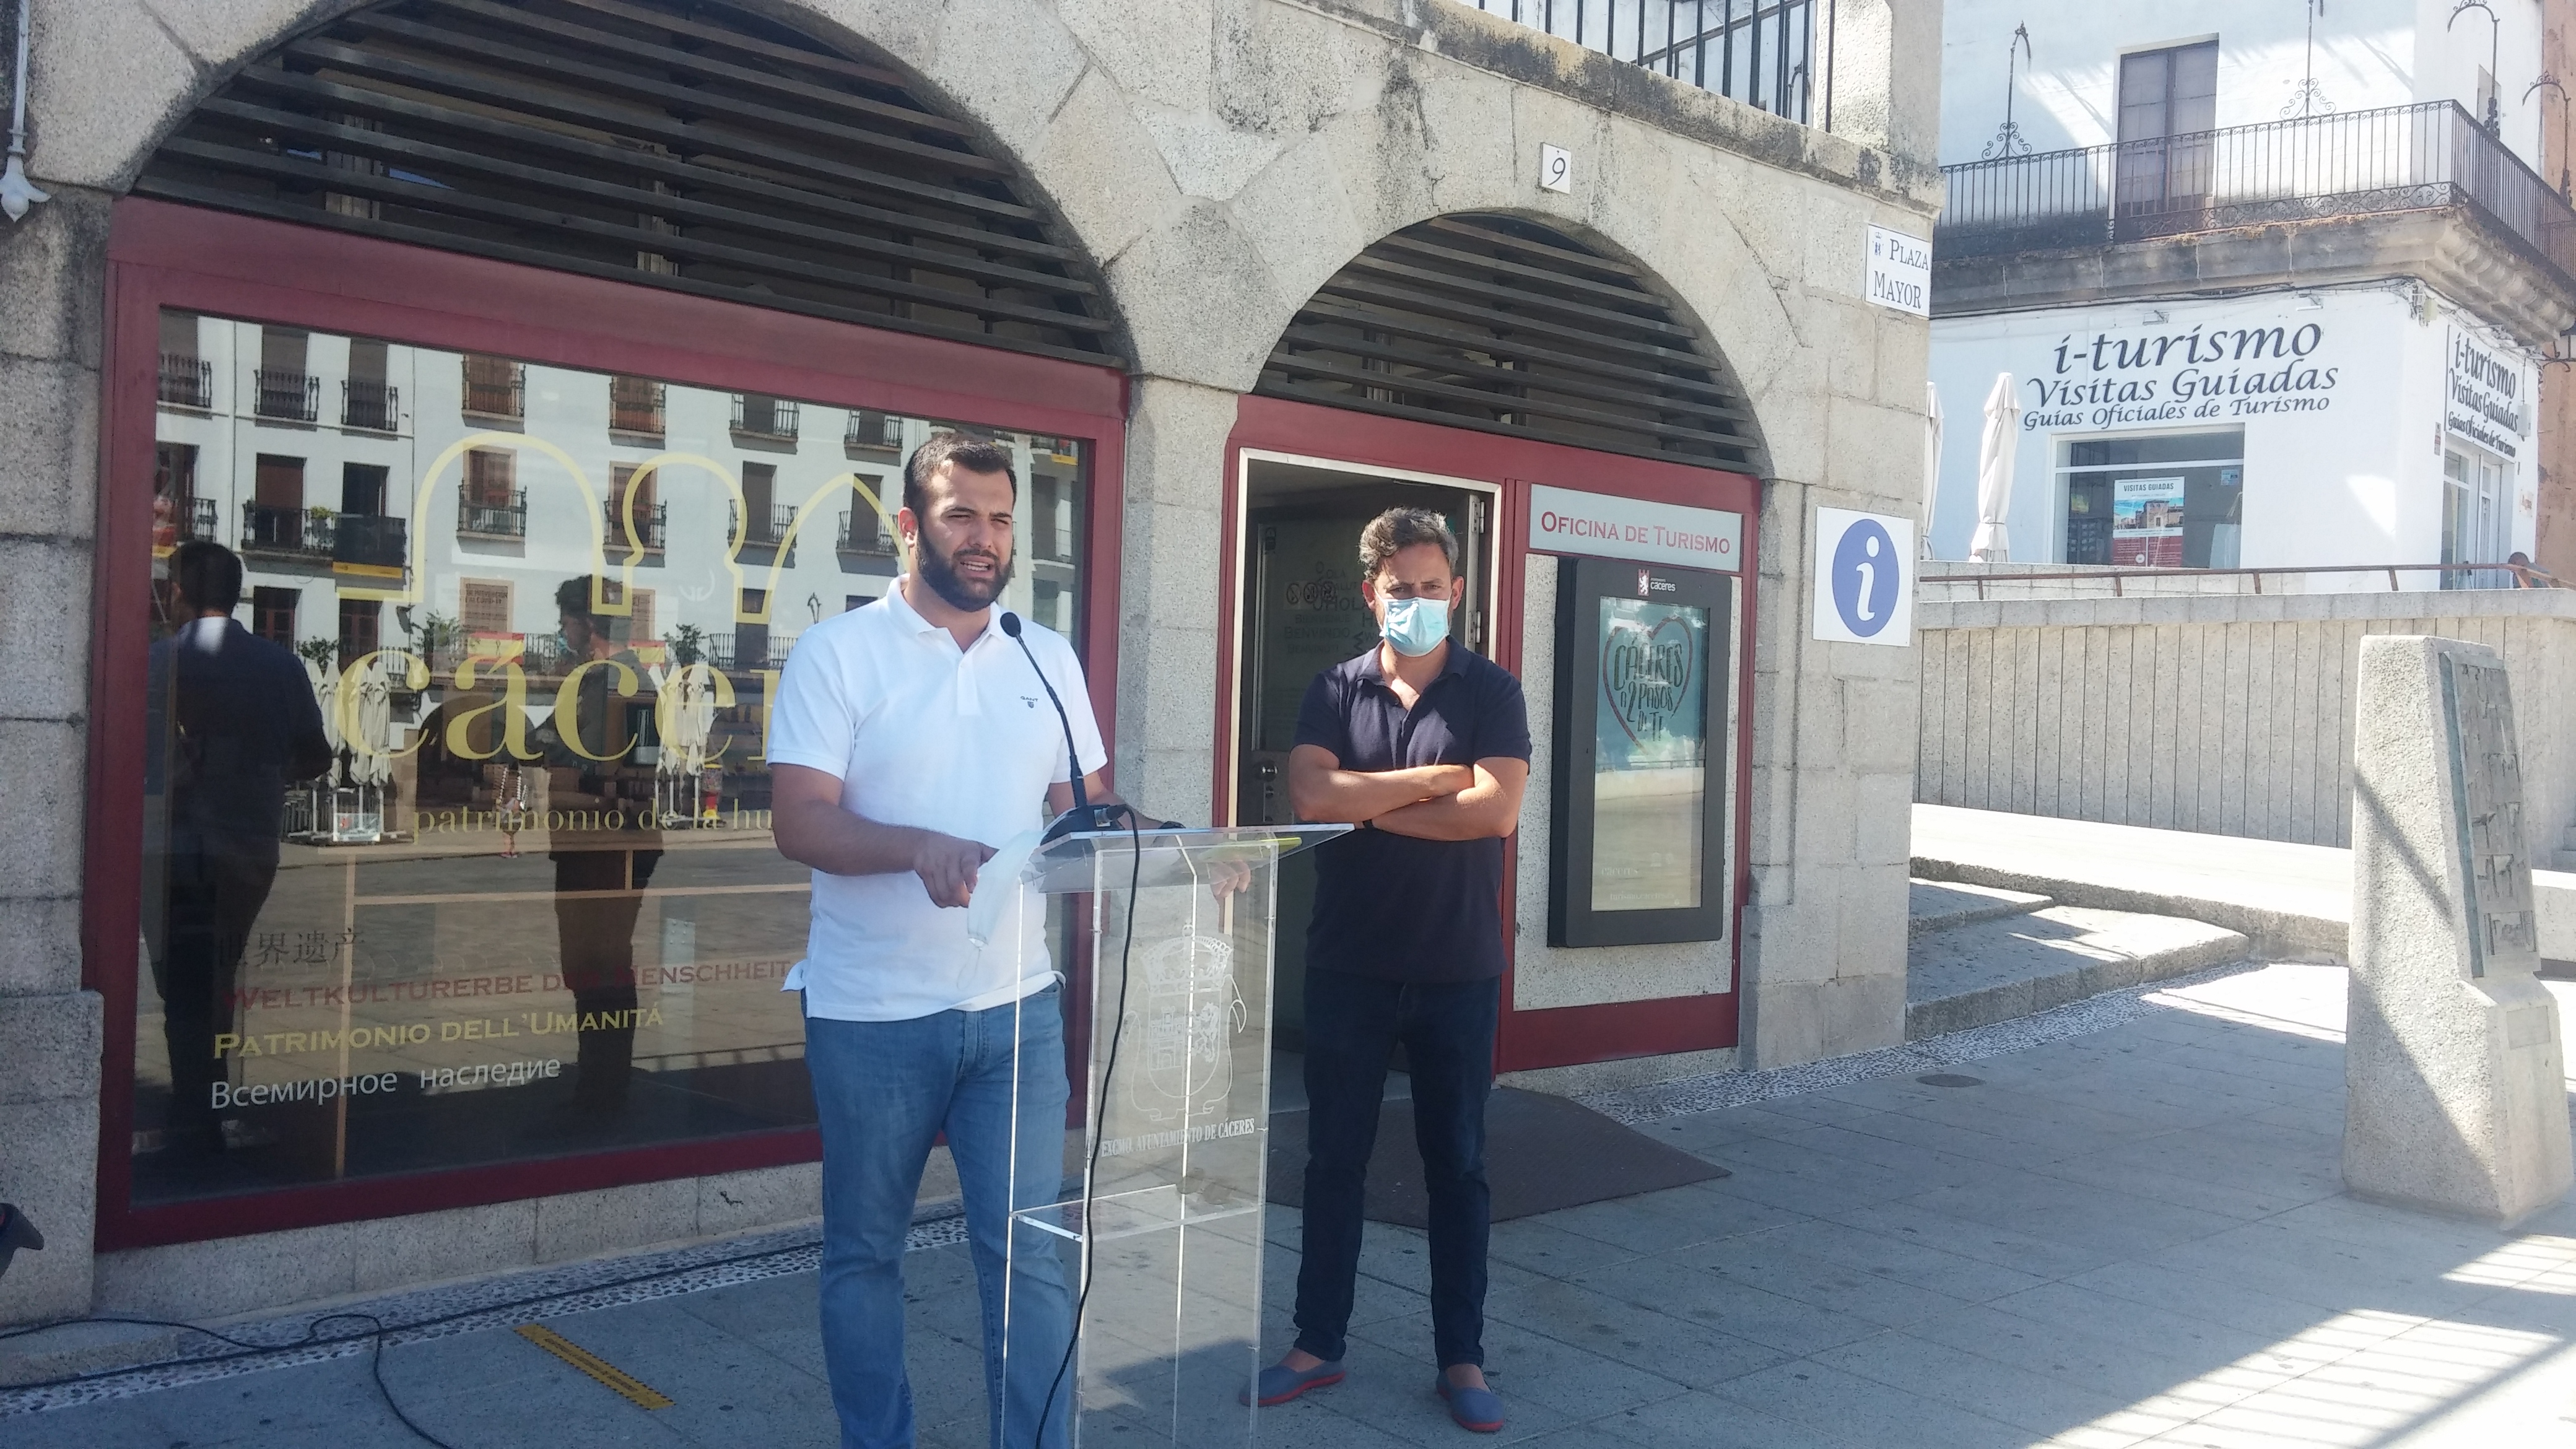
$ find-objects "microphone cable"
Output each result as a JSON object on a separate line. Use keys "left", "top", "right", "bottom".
{"left": 1031, "top": 804, "right": 1141, "bottom": 1448}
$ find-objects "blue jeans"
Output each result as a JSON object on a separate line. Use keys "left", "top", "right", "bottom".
{"left": 805, "top": 987, "right": 1075, "bottom": 1449}
{"left": 1293, "top": 970, "right": 1500, "bottom": 1370}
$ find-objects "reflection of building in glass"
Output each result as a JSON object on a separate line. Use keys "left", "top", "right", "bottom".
{"left": 135, "top": 314, "right": 1100, "bottom": 1201}
{"left": 153, "top": 316, "right": 1092, "bottom": 842}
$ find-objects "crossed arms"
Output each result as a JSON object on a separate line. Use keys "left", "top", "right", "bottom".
{"left": 1286, "top": 746, "right": 1528, "bottom": 840}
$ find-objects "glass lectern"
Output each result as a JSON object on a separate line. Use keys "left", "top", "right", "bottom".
{"left": 994, "top": 822, "right": 1347, "bottom": 1449}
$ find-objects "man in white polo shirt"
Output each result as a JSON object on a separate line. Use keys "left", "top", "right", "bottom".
{"left": 769, "top": 432, "right": 1111, "bottom": 1449}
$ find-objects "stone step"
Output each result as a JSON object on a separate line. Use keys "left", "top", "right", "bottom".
{"left": 1905, "top": 905, "right": 2252, "bottom": 1041}
{"left": 1909, "top": 878, "right": 2053, "bottom": 937}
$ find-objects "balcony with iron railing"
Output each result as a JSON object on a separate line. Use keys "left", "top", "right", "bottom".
{"left": 333, "top": 513, "right": 408, "bottom": 571}
{"left": 241, "top": 502, "right": 333, "bottom": 559}
{"left": 843, "top": 411, "right": 902, "bottom": 450}
{"left": 158, "top": 354, "right": 212, "bottom": 409}
{"left": 736, "top": 502, "right": 799, "bottom": 547}
{"left": 1937, "top": 102, "right": 2576, "bottom": 289}
{"left": 253, "top": 369, "right": 320, "bottom": 423}
{"left": 156, "top": 495, "right": 219, "bottom": 549}
{"left": 458, "top": 489, "right": 528, "bottom": 539}
{"left": 708, "top": 633, "right": 793, "bottom": 672}
{"left": 462, "top": 359, "right": 526, "bottom": 420}
{"left": 1463, "top": 0, "right": 1827, "bottom": 124}
{"left": 341, "top": 379, "right": 400, "bottom": 431}
{"left": 837, "top": 508, "right": 897, "bottom": 556}
{"left": 611, "top": 376, "right": 666, "bottom": 436}
{"left": 606, "top": 500, "right": 669, "bottom": 550}
{"left": 732, "top": 394, "right": 799, "bottom": 441}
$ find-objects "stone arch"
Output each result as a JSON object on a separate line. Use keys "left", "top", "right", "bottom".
{"left": 1256, "top": 210, "right": 1770, "bottom": 474}
{"left": 121, "top": 0, "right": 1126, "bottom": 365}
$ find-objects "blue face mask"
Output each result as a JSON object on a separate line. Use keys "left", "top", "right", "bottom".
{"left": 1379, "top": 596, "right": 1451, "bottom": 657}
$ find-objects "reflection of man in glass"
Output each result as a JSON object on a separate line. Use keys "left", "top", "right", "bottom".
{"left": 542, "top": 577, "right": 663, "bottom": 1120}
{"left": 1261, "top": 508, "right": 1530, "bottom": 1433}
{"left": 145, "top": 542, "right": 332, "bottom": 1151}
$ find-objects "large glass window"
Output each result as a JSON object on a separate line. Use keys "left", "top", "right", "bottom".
{"left": 134, "top": 313, "right": 1091, "bottom": 1206}
{"left": 2059, "top": 430, "right": 2244, "bottom": 568}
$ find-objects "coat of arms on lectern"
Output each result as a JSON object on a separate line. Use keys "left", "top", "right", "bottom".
{"left": 1128, "top": 933, "right": 1244, "bottom": 1125}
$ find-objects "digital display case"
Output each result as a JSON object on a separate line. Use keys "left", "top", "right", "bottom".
{"left": 1547, "top": 554, "right": 1734, "bottom": 947}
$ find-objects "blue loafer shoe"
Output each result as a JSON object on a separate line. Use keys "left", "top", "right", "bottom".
{"left": 1244, "top": 1357, "right": 1346, "bottom": 1407}
{"left": 1436, "top": 1377, "right": 1505, "bottom": 1433}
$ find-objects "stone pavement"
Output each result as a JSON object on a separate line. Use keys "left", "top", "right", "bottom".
{"left": 1905, "top": 880, "right": 2249, "bottom": 1039}
{"left": 1912, "top": 803, "right": 2576, "bottom": 966}
{"left": 7, "top": 961, "right": 2576, "bottom": 1448}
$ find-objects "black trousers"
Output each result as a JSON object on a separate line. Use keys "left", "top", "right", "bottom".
{"left": 552, "top": 848, "right": 661, "bottom": 1112}
{"left": 152, "top": 848, "right": 278, "bottom": 1139}
{"left": 1294, "top": 969, "right": 1501, "bottom": 1369}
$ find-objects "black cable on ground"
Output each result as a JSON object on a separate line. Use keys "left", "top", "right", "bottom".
{"left": 0, "top": 1310, "right": 456, "bottom": 1448}
{"left": 1033, "top": 807, "right": 1144, "bottom": 1448}
{"left": 0, "top": 1227, "right": 850, "bottom": 1437}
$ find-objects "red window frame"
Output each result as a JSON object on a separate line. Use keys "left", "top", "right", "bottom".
{"left": 1216, "top": 395, "right": 1758, "bottom": 1073}
{"left": 89, "top": 199, "right": 1129, "bottom": 1250}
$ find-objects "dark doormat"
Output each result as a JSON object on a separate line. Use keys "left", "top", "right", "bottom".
{"left": 1266, "top": 1087, "right": 1728, "bottom": 1228}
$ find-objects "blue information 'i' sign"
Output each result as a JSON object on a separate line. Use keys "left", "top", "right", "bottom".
{"left": 1830, "top": 518, "right": 1900, "bottom": 637}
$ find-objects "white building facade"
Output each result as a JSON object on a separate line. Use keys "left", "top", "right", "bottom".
{"left": 1926, "top": 0, "right": 2567, "bottom": 583}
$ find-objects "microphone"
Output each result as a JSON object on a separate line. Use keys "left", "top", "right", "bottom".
{"left": 1001, "top": 611, "right": 1104, "bottom": 839}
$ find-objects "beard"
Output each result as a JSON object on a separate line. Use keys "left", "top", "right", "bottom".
{"left": 915, "top": 529, "right": 1015, "bottom": 611}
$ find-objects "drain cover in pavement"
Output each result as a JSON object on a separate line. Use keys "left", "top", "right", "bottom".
{"left": 1917, "top": 1073, "right": 1983, "bottom": 1087}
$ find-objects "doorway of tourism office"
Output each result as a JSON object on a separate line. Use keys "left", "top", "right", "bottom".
{"left": 1226, "top": 451, "right": 1502, "bottom": 1051}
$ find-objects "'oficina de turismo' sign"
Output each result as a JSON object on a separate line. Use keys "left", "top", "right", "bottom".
{"left": 1527, "top": 484, "right": 1741, "bottom": 572}
{"left": 2021, "top": 321, "right": 2342, "bottom": 431}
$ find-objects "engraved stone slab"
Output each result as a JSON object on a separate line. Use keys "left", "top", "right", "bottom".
{"left": 2347, "top": 637, "right": 2572, "bottom": 1224}
{"left": 2443, "top": 655, "right": 2537, "bottom": 974}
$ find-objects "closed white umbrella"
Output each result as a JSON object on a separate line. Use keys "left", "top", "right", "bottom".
{"left": 350, "top": 655, "right": 394, "bottom": 787}
{"left": 1921, "top": 379, "right": 1944, "bottom": 560}
{"left": 1971, "top": 372, "right": 2020, "bottom": 564}
{"left": 306, "top": 656, "right": 345, "bottom": 784}
{"left": 661, "top": 663, "right": 718, "bottom": 779}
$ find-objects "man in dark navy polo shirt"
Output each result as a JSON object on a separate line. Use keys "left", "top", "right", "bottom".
{"left": 1250, "top": 507, "right": 1531, "bottom": 1435}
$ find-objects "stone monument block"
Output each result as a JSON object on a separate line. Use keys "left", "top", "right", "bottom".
{"left": 2346, "top": 636, "right": 2572, "bottom": 1224}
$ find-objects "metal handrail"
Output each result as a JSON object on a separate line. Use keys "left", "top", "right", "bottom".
{"left": 1938, "top": 100, "right": 2576, "bottom": 286}
{"left": 1465, "top": 0, "right": 1828, "bottom": 126}
{"left": 1928, "top": 560, "right": 2564, "bottom": 599}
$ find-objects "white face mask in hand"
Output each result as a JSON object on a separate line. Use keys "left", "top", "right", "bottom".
{"left": 1380, "top": 596, "right": 1450, "bottom": 656}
